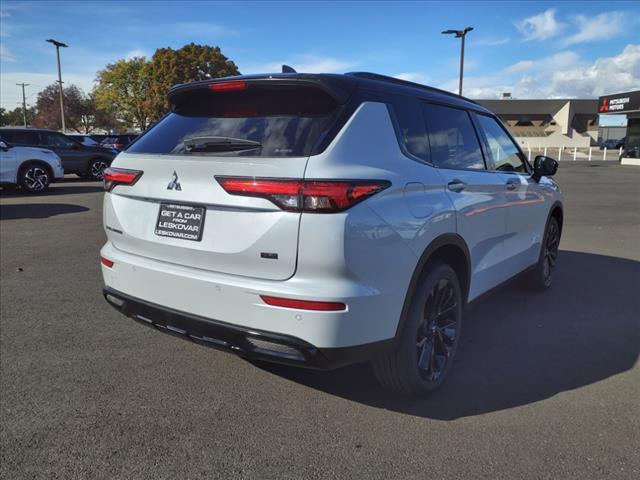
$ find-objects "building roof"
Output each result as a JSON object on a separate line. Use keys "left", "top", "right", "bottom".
{"left": 476, "top": 99, "right": 598, "bottom": 116}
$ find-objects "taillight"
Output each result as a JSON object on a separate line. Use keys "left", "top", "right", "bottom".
{"left": 208, "top": 80, "right": 247, "bottom": 92}
{"left": 103, "top": 167, "right": 143, "bottom": 191}
{"left": 100, "top": 256, "right": 114, "bottom": 268}
{"left": 215, "top": 177, "right": 390, "bottom": 213}
{"left": 261, "top": 295, "right": 346, "bottom": 311}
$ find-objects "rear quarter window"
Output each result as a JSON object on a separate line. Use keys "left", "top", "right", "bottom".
{"left": 389, "top": 98, "right": 430, "bottom": 162}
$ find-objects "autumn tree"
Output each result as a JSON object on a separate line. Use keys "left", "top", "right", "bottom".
{"left": 147, "top": 43, "right": 240, "bottom": 119}
{"left": 94, "top": 57, "right": 152, "bottom": 130}
{"left": 31, "top": 84, "right": 117, "bottom": 132}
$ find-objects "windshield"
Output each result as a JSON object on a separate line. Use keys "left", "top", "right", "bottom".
{"left": 128, "top": 84, "right": 340, "bottom": 158}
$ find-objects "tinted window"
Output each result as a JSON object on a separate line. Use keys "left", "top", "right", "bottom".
{"left": 129, "top": 84, "right": 339, "bottom": 157}
{"left": 475, "top": 114, "right": 526, "bottom": 172}
{"left": 390, "top": 98, "right": 429, "bottom": 161}
{"left": 1, "top": 130, "right": 40, "bottom": 145}
{"left": 42, "top": 132, "right": 76, "bottom": 148}
{"left": 422, "top": 104, "right": 485, "bottom": 170}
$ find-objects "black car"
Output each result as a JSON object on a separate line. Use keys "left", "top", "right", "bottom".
{"left": 0, "top": 128, "right": 117, "bottom": 180}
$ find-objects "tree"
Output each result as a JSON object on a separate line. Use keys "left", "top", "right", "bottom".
{"left": 147, "top": 43, "right": 240, "bottom": 119}
{"left": 31, "top": 83, "right": 116, "bottom": 132}
{"left": 94, "top": 57, "right": 152, "bottom": 131}
{"left": 0, "top": 106, "right": 36, "bottom": 127}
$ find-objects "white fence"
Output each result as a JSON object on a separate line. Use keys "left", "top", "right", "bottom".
{"left": 525, "top": 146, "right": 624, "bottom": 162}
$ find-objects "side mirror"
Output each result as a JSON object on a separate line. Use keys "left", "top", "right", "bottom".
{"left": 0, "top": 140, "right": 10, "bottom": 151}
{"left": 532, "top": 155, "right": 558, "bottom": 181}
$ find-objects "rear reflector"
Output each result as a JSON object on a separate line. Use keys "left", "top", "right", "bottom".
{"left": 208, "top": 81, "right": 248, "bottom": 92}
{"left": 261, "top": 295, "right": 346, "bottom": 311}
{"left": 216, "top": 177, "right": 390, "bottom": 212}
{"left": 100, "top": 256, "right": 114, "bottom": 268}
{"left": 103, "top": 167, "right": 143, "bottom": 191}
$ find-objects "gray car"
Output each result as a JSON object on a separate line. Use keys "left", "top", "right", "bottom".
{"left": 0, "top": 128, "right": 116, "bottom": 180}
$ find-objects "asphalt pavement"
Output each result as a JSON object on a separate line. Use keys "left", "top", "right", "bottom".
{"left": 1, "top": 162, "right": 639, "bottom": 479}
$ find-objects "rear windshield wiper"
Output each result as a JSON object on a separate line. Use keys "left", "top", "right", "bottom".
{"left": 182, "top": 136, "right": 262, "bottom": 153}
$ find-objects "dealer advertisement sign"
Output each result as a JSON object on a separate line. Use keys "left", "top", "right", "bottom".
{"left": 598, "top": 90, "right": 640, "bottom": 114}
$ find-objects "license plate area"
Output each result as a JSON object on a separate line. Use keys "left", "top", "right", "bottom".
{"left": 154, "top": 203, "right": 206, "bottom": 242}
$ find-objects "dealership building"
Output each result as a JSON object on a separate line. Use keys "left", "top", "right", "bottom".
{"left": 596, "top": 90, "right": 640, "bottom": 165}
{"left": 476, "top": 97, "right": 598, "bottom": 149}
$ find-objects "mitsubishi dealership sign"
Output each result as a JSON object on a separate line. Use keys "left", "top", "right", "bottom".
{"left": 598, "top": 90, "right": 640, "bottom": 114}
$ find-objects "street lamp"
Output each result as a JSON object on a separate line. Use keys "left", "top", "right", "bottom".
{"left": 442, "top": 27, "right": 473, "bottom": 96}
{"left": 46, "top": 38, "right": 68, "bottom": 132}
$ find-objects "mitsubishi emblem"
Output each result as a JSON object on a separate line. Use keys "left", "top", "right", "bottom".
{"left": 167, "top": 171, "right": 182, "bottom": 191}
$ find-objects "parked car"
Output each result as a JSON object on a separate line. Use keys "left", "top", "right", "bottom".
{"left": 100, "top": 72, "right": 563, "bottom": 396}
{"left": 0, "top": 139, "right": 64, "bottom": 193}
{"left": 68, "top": 134, "right": 100, "bottom": 147}
{"left": 99, "top": 135, "right": 137, "bottom": 151}
{"left": 0, "top": 128, "right": 117, "bottom": 180}
{"left": 600, "top": 138, "right": 625, "bottom": 150}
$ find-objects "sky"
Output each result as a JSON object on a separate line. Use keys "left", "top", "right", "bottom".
{"left": 1, "top": 0, "right": 638, "bottom": 126}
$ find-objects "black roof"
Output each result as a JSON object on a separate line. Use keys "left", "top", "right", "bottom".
{"left": 168, "top": 72, "right": 488, "bottom": 114}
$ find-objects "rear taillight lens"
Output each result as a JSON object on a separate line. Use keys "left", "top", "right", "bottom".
{"left": 103, "top": 167, "right": 143, "bottom": 192}
{"left": 100, "top": 256, "right": 114, "bottom": 268}
{"left": 216, "top": 177, "right": 390, "bottom": 213}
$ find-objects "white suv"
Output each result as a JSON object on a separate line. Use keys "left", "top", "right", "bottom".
{"left": 101, "top": 72, "right": 562, "bottom": 396}
{"left": 0, "top": 140, "right": 64, "bottom": 193}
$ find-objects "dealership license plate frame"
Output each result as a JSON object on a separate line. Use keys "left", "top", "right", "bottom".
{"left": 154, "top": 203, "right": 206, "bottom": 242}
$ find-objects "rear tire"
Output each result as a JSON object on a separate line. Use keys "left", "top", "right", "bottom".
{"left": 88, "top": 158, "right": 109, "bottom": 181}
{"left": 18, "top": 163, "right": 50, "bottom": 193}
{"left": 527, "top": 216, "right": 560, "bottom": 291}
{"left": 373, "top": 262, "right": 463, "bottom": 396}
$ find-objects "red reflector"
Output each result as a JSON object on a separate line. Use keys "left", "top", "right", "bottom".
{"left": 103, "top": 167, "right": 143, "bottom": 191}
{"left": 208, "top": 81, "right": 248, "bottom": 92}
{"left": 261, "top": 295, "right": 346, "bottom": 311}
{"left": 100, "top": 256, "right": 114, "bottom": 268}
{"left": 216, "top": 177, "right": 390, "bottom": 212}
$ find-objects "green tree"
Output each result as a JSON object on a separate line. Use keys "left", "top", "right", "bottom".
{"left": 0, "top": 106, "right": 36, "bottom": 127}
{"left": 94, "top": 57, "right": 152, "bottom": 130}
{"left": 147, "top": 43, "right": 240, "bottom": 119}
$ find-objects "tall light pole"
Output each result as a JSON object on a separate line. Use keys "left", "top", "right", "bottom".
{"left": 46, "top": 38, "right": 68, "bottom": 132}
{"left": 16, "top": 83, "right": 30, "bottom": 127}
{"left": 442, "top": 27, "right": 473, "bottom": 96}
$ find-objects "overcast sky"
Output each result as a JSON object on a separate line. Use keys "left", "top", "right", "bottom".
{"left": 1, "top": 0, "right": 638, "bottom": 126}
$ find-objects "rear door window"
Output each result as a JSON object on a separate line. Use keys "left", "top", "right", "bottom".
{"left": 128, "top": 84, "right": 341, "bottom": 157}
{"left": 422, "top": 103, "right": 485, "bottom": 170}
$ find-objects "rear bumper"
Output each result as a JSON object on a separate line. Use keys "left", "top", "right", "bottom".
{"left": 104, "top": 287, "right": 392, "bottom": 370}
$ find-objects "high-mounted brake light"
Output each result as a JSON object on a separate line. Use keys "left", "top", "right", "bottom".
{"left": 261, "top": 295, "right": 346, "bottom": 311}
{"left": 103, "top": 167, "right": 143, "bottom": 192}
{"left": 215, "top": 177, "right": 390, "bottom": 213}
{"left": 208, "top": 81, "right": 248, "bottom": 92}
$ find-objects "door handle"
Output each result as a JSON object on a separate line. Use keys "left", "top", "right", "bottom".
{"left": 505, "top": 179, "right": 518, "bottom": 191}
{"left": 447, "top": 179, "right": 466, "bottom": 192}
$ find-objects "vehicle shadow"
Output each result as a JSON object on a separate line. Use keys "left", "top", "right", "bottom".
{"left": 0, "top": 203, "right": 89, "bottom": 220}
{"left": 0, "top": 178, "right": 102, "bottom": 198}
{"left": 255, "top": 251, "right": 640, "bottom": 420}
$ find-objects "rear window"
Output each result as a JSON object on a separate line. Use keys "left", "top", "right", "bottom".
{"left": 128, "top": 84, "right": 340, "bottom": 157}
{"left": 1, "top": 130, "right": 40, "bottom": 145}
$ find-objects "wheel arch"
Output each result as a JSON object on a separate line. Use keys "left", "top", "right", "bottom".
{"left": 18, "top": 159, "right": 53, "bottom": 178}
{"left": 393, "top": 234, "right": 471, "bottom": 343}
{"left": 549, "top": 201, "right": 563, "bottom": 234}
